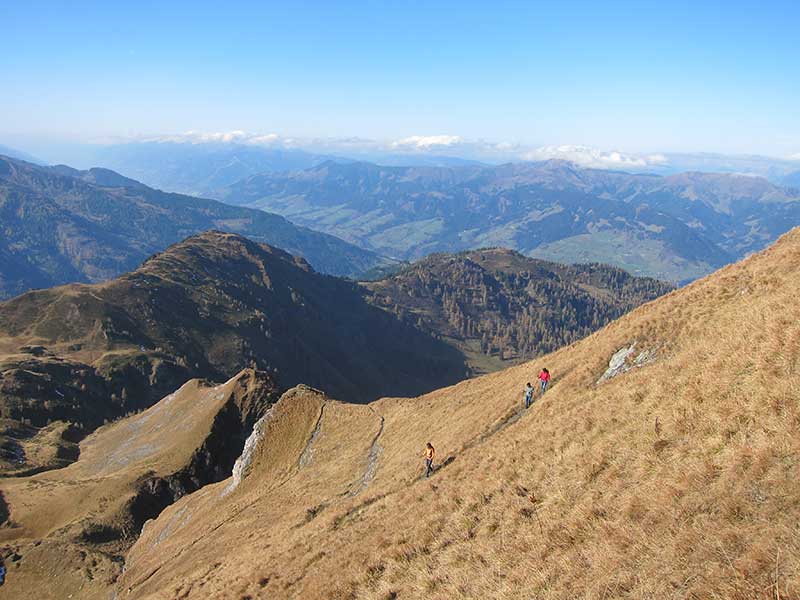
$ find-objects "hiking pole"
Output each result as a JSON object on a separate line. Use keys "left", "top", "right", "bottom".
{"left": 534, "top": 506, "right": 545, "bottom": 536}
{"left": 529, "top": 494, "right": 545, "bottom": 536}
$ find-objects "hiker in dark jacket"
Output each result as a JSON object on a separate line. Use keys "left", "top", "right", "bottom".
{"left": 524, "top": 382, "right": 534, "bottom": 408}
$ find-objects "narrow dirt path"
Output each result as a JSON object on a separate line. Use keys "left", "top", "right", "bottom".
{"left": 431, "top": 398, "right": 541, "bottom": 478}
{"left": 464, "top": 403, "right": 527, "bottom": 451}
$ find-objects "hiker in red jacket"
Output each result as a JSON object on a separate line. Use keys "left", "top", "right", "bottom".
{"left": 538, "top": 368, "right": 551, "bottom": 395}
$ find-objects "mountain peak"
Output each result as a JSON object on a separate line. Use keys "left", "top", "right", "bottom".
{"left": 139, "top": 230, "right": 315, "bottom": 276}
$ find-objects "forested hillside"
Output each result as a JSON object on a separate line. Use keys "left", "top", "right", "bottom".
{"left": 366, "top": 248, "right": 673, "bottom": 371}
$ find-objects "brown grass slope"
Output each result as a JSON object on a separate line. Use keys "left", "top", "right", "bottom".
{"left": 118, "top": 228, "right": 800, "bottom": 599}
{"left": 0, "top": 369, "right": 277, "bottom": 599}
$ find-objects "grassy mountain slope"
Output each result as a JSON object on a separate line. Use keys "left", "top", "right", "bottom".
{"left": 119, "top": 227, "right": 800, "bottom": 599}
{"left": 218, "top": 159, "right": 800, "bottom": 281}
{"left": 0, "top": 231, "right": 466, "bottom": 437}
{"left": 364, "top": 248, "right": 673, "bottom": 372}
{"left": 0, "top": 154, "right": 391, "bottom": 299}
{"left": 0, "top": 369, "right": 278, "bottom": 599}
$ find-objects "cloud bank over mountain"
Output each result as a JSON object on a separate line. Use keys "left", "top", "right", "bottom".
{"left": 522, "top": 145, "right": 669, "bottom": 169}
{"left": 390, "top": 134, "right": 464, "bottom": 149}
{"left": 7, "top": 130, "right": 799, "bottom": 183}
{"left": 96, "top": 130, "right": 799, "bottom": 174}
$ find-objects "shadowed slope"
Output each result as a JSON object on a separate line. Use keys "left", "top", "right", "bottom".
{"left": 0, "top": 231, "right": 466, "bottom": 442}
{"left": 120, "top": 228, "right": 800, "bottom": 599}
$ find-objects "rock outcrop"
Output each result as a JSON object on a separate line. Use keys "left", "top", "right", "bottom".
{"left": 0, "top": 369, "right": 277, "bottom": 600}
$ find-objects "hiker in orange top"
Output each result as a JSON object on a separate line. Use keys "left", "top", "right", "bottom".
{"left": 538, "top": 367, "right": 551, "bottom": 395}
{"left": 424, "top": 442, "right": 435, "bottom": 478}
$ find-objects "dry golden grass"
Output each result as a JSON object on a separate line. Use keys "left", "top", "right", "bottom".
{"left": 113, "top": 229, "right": 800, "bottom": 599}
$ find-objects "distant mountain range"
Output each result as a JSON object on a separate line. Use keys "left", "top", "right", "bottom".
{"left": 0, "top": 155, "right": 392, "bottom": 298}
{"left": 43, "top": 141, "right": 488, "bottom": 196}
{"left": 5, "top": 144, "right": 797, "bottom": 288}
{"left": 654, "top": 151, "right": 800, "bottom": 181}
{"left": 217, "top": 159, "right": 800, "bottom": 282}
{"left": 77, "top": 141, "right": 339, "bottom": 196}
{"left": 784, "top": 170, "right": 800, "bottom": 188}
{"left": 12, "top": 137, "right": 800, "bottom": 181}
{"left": 0, "top": 143, "right": 42, "bottom": 164}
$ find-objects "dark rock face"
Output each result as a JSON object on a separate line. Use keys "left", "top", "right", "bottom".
{"left": 3, "top": 369, "right": 280, "bottom": 564}
{"left": 0, "top": 491, "right": 9, "bottom": 525}
{"left": 104, "top": 369, "right": 279, "bottom": 550}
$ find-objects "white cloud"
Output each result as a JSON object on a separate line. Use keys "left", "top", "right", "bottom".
{"left": 248, "top": 133, "right": 281, "bottom": 145}
{"left": 788, "top": 152, "right": 800, "bottom": 161}
{"left": 115, "top": 132, "right": 678, "bottom": 171}
{"left": 127, "top": 130, "right": 517, "bottom": 160}
{"left": 183, "top": 130, "right": 248, "bottom": 143}
{"left": 142, "top": 130, "right": 282, "bottom": 146}
{"left": 390, "top": 135, "right": 463, "bottom": 150}
{"left": 522, "top": 145, "right": 669, "bottom": 170}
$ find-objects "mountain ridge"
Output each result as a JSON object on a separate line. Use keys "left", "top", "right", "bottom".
{"left": 0, "top": 154, "right": 392, "bottom": 299}
{"left": 0, "top": 232, "right": 671, "bottom": 475}
{"left": 0, "top": 368, "right": 279, "bottom": 595}
{"left": 0, "top": 231, "right": 466, "bottom": 436}
{"left": 217, "top": 159, "right": 800, "bottom": 281}
{"left": 3, "top": 228, "right": 799, "bottom": 598}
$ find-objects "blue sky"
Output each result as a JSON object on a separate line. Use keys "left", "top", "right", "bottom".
{"left": 1, "top": 0, "right": 799, "bottom": 156}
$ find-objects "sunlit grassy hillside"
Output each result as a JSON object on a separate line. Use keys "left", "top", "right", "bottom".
{"left": 117, "top": 229, "right": 800, "bottom": 599}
